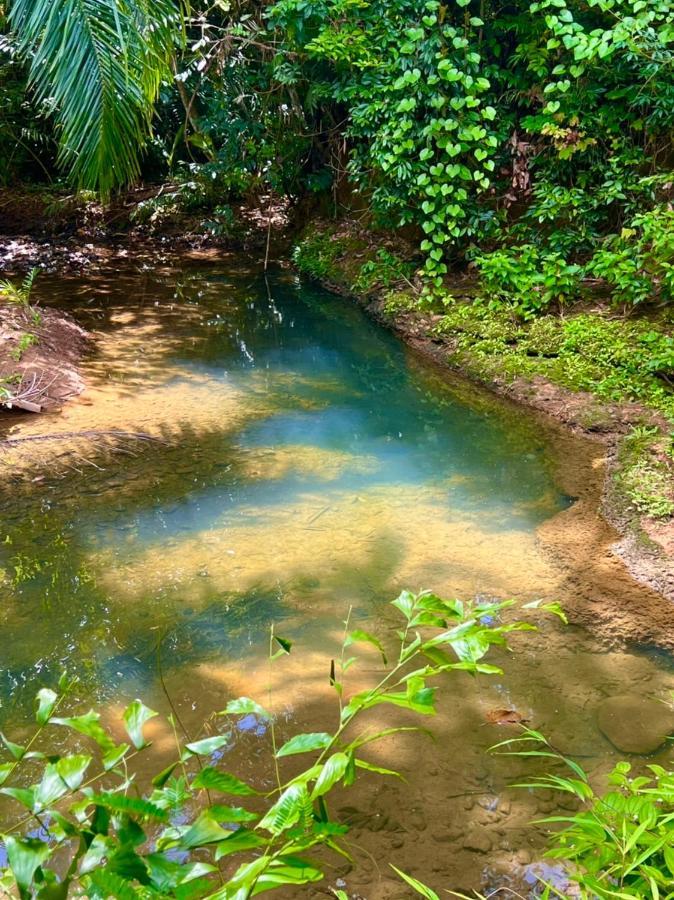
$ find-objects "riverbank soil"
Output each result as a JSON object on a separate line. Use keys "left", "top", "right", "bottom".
{"left": 0, "top": 302, "right": 90, "bottom": 412}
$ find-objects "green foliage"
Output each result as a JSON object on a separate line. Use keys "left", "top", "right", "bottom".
{"left": 433, "top": 304, "right": 674, "bottom": 422}
{"left": 4, "top": 0, "right": 674, "bottom": 318}
{"left": 269, "top": 0, "right": 499, "bottom": 286}
{"left": 0, "top": 268, "right": 39, "bottom": 308}
{"left": 0, "top": 590, "right": 551, "bottom": 898}
{"left": 616, "top": 426, "right": 674, "bottom": 519}
{"left": 7, "top": 0, "right": 183, "bottom": 195}
{"left": 495, "top": 729, "right": 674, "bottom": 899}
{"left": 472, "top": 245, "right": 584, "bottom": 317}
{"left": 0, "top": 20, "right": 53, "bottom": 185}
{"left": 292, "top": 232, "right": 342, "bottom": 281}
{"left": 396, "top": 727, "right": 674, "bottom": 899}
{"left": 10, "top": 332, "right": 38, "bottom": 362}
{"left": 353, "top": 249, "right": 417, "bottom": 295}
{"left": 590, "top": 206, "right": 674, "bottom": 307}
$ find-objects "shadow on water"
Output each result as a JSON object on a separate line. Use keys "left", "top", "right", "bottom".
{"left": 0, "top": 260, "right": 673, "bottom": 894}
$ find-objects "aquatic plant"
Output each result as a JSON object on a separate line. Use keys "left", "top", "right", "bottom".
{"left": 0, "top": 590, "right": 563, "bottom": 898}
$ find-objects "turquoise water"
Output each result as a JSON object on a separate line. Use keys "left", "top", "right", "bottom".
{"left": 0, "top": 263, "right": 568, "bottom": 712}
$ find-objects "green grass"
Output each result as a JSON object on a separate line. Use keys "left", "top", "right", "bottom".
{"left": 433, "top": 304, "right": 674, "bottom": 422}
{"left": 615, "top": 427, "right": 674, "bottom": 520}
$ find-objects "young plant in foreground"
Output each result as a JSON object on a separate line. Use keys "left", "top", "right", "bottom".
{"left": 0, "top": 591, "right": 563, "bottom": 898}
{"left": 392, "top": 727, "right": 674, "bottom": 900}
{"left": 0, "top": 268, "right": 39, "bottom": 310}
{"left": 494, "top": 729, "right": 674, "bottom": 900}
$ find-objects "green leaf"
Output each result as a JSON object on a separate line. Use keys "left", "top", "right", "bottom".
{"left": 52, "top": 710, "right": 115, "bottom": 752}
{"left": 0, "top": 762, "right": 15, "bottom": 786}
{"left": 5, "top": 837, "right": 51, "bottom": 899}
{"left": 391, "top": 590, "right": 416, "bottom": 620}
{"left": 276, "top": 733, "right": 331, "bottom": 758}
{"left": 55, "top": 754, "right": 92, "bottom": 790}
{"left": 258, "top": 784, "right": 307, "bottom": 835}
{"left": 34, "top": 763, "right": 69, "bottom": 810}
{"left": 522, "top": 599, "right": 568, "bottom": 624}
{"left": 152, "top": 760, "right": 179, "bottom": 788}
{"left": 184, "top": 734, "right": 230, "bottom": 756}
{"left": 312, "top": 752, "right": 351, "bottom": 798}
{"left": 91, "top": 792, "right": 168, "bottom": 821}
{"left": 87, "top": 867, "right": 140, "bottom": 900}
{"left": 123, "top": 699, "right": 158, "bottom": 750}
{"left": 9, "top": 0, "right": 182, "bottom": 195}
{"left": 274, "top": 635, "right": 293, "bottom": 654}
{"left": 221, "top": 697, "right": 270, "bottom": 719}
{"left": 192, "top": 766, "right": 258, "bottom": 796}
{"left": 209, "top": 804, "right": 258, "bottom": 824}
{"left": 0, "top": 732, "right": 25, "bottom": 761}
{"left": 213, "top": 830, "right": 267, "bottom": 860}
{"left": 344, "top": 629, "right": 388, "bottom": 664}
{"left": 390, "top": 865, "right": 440, "bottom": 899}
{"left": 355, "top": 759, "right": 404, "bottom": 779}
{"left": 0, "top": 786, "right": 36, "bottom": 810}
{"left": 180, "top": 811, "right": 232, "bottom": 848}
{"left": 103, "top": 743, "right": 131, "bottom": 772}
{"left": 35, "top": 688, "right": 58, "bottom": 726}
{"left": 253, "top": 857, "right": 323, "bottom": 893}
{"left": 80, "top": 834, "right": 115, "bottom": 875}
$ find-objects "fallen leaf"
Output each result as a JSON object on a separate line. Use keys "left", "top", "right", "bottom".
{"left": 485, "top": 708, "right": 528, "bottom": 726}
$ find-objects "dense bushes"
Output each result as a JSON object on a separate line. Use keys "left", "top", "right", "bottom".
{"left": 4, "top": 0, "right": 674, "bottom": 309}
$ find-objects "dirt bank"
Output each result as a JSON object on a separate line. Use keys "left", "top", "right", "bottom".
{"left": 0, "top": 303, "right": 90, "bottom": 412}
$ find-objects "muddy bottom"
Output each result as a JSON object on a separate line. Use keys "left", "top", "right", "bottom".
{"left": 0, "top": 259, "right": 672, "bottom": 896}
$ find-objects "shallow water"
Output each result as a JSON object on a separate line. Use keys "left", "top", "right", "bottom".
{"left": 0, "top": 258, "right": 673, "bottom": 895}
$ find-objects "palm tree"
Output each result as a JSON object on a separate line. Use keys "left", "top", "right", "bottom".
{"left": 6, "top": 0, "right": 184, "bottom": 196}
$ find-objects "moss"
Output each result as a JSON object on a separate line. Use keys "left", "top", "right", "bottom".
{"left": 433, "top": 303, "right": 674, "bottom": 422}
{"left": 614, "top": 428, "right": 674, "bottom": 520}
{"left": 382, "top": 291, "right": 417, "bottom": 316}
{"left": 293, "top": 230, "right": 352, "bottom": 283}
{"left": 293, "top": 225, "right": 418, "bottom": 300}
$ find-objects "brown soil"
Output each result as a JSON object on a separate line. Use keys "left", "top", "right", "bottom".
{"left": 0, "top": 303, "right": 90, "bottom": 412}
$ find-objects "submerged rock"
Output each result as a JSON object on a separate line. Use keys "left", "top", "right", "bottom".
{"left": 597, "top": 694, "right": 674, "bottom": 754}
{"left": 462, "top": 827, "right": 492, "bottom": 854}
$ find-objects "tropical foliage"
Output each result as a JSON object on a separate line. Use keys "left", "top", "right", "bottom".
{"left": 3, "top": 0, "right": 182, "bottom": 195}
{"left": 3, "top": 0, "right": 674, "bottom": 306}
{"left": 0, "top": 591, "right": 561, "bottom": 898}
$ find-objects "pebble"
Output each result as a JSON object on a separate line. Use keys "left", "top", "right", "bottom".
{"left": 463, "top": 827, "right": 492, "bottom": 854}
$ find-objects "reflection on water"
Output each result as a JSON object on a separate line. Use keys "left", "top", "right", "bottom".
{"left": 0, "top": 260, "right": 672, "bottom": 894}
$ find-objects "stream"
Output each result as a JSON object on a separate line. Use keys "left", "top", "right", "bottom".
{"left": 0, "top": 256, "right": 672, "bottom": 896}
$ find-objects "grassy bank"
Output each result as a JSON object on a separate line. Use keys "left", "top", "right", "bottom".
{"left": 292, "top": 221, "right": 674, "bottom": 552}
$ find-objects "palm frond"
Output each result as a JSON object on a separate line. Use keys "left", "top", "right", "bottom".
{"left": 8, "top": 0, "right": 184, "bottom": 195}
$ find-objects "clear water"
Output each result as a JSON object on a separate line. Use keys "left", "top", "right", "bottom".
{"left": 0, "top": 259, "right": 672, "bottom": 895}
{"left": 0, "top": 263, "right": 567, "bottom": 704}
